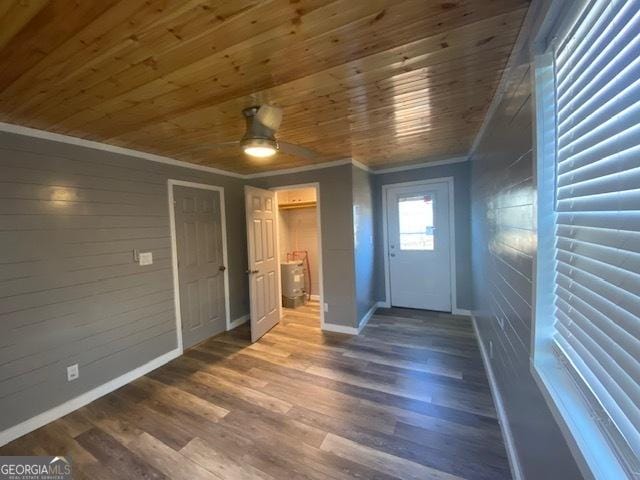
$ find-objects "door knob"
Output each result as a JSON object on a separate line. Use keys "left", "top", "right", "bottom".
{"left": 245, "top": 269, "right": 259, "bottom": 274}
{"left": 219, "top": 266, "right": 226, "bottom": 271}
{"left": 389, "top": 253, "right": 396, "bottom": 257}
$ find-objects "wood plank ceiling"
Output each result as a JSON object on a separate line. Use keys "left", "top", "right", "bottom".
{"left": 0, "top": 0, "right": 528, "bottom": 174}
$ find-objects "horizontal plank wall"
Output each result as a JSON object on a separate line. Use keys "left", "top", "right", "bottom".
{"left": 373, "top": 160, "right": 472, "bottom": 311}
{"left": 251, "top": 165, "right": 358, "bottom": 328}
{"left": 351, "top": 166, "right": 377, "bottom": 327}
{"left": 0, "top": 131, "right": 248, "bottom": 433}
{"left": 468, "top": 5, "right": 583, "bottom": 479}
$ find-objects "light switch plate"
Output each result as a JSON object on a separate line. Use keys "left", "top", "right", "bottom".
{"left": 323, "top": 302, "right": 329, "bottom": 312}
{"left": 138, "top": 252, "right": 153, "bottom": 266}
{"left": 67, "top": 364, "right": 79, "bottom": 382}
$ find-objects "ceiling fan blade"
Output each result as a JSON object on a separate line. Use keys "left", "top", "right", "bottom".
{"left": 278, "top": 141, "right": 320, "bottom": 161}
{"left": 190, "top": 141, "right": 240, "bottom": 151}
{"left": 255, "top": 105, "right": 283, "bottom": 131}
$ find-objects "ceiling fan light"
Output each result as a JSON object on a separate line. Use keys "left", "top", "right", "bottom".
{"left": 241, "top": 138, "right": 278, "bottom": 158}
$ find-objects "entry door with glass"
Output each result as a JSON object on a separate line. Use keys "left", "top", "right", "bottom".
{"left": 386, "top": 181, "right": 452, "bottom": 311}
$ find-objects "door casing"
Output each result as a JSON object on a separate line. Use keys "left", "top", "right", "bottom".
{"left": 168, "top": 179, "right": 231, "bottom": 353}
{"left": 382, "top": 177, "right": 462, "bottom": 314}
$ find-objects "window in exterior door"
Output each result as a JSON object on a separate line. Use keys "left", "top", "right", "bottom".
{"left": 398, "top": 194, "right": 434, "bottom": 251}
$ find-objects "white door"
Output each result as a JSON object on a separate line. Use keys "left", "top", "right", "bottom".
{"left": 245, "top": 186, "right": 280, "bottom": 342}
{"left": 386, "top": 181, "right": 452, "bottom": 311}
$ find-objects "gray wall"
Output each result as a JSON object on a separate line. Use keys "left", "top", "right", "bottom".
{"left": 351, "top": 166, "right": 377, "bottom": 325}
{"left": 372, "top": 160, "right": 473, "bottom": 310}
{"left": 0, "top": 131, "right": 248, "bottom": 431}
{"left": 468, "top": 7, "right": 583, "bottom": 479}
{"left": 251, "top": 165, "right": 358, "bottom": 328}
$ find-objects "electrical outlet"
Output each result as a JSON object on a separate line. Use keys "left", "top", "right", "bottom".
{"left": 67, "top": 364, "right": 79, "bottom": 382}
{"left": 489, "top": 340, "right": 494, "bottom": 359}
{"left": 323, "top": 302, "right": 329, "bottom": 312}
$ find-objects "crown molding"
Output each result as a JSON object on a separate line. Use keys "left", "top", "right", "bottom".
{"left": 1, "top": 122, "right": 467, "bottom": 179}
{"left": 371, "top": 156, "right": 469, "bottom": 174}
{"left": 0, "top": 122, "right": 245, "bottom": 179}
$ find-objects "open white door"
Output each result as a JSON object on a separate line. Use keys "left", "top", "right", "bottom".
{"left": 245, "top": 186, "right": 280, "bottom": 342}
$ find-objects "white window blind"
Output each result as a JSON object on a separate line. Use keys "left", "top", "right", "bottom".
{"left": 551, "top": 0, "right": 640, "bottom": 475}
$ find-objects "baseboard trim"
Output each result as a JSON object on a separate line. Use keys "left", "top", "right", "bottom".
{"left": 453, "top": 308, "right": 472, "bottom": 316}
{"left": 0, "top": 348, "right": 181, "bottom": 447}
{"left": 309, "top": 294, "right": 320, "bottom": 302}
{"left": 357, "top": 301, "right": 384, "bottom": 333}
{"left": 471, "top": 315, "right": 524, "bottom": 480}
{"left": 229, "top": 314, "right": 249, "bottom": 330}
{"left": 323, "top": 302, "right": 382, "bottom": 335}
{"left": 322, "top": 323, "right": 359, "bottom": 335}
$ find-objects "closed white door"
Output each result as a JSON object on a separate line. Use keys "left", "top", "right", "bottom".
{"left": 386, "top": 181, "right": 452, "bottom": 312}
{"left": 245, "top": 186, "right": 280, "bottom": 342}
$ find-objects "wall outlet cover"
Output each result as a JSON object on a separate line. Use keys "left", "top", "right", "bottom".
{"left": 323, "top": 302, "right": 328, "bottom": 312}
{"left": 67, "top": 364, "right": 79, "bottom": 382}
{"left": 138, "top": 252, "right": 153, "bottom": 266}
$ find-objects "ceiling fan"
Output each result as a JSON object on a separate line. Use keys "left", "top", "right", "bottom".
{"left": 202, "top": 105, "right": 320, "bottom": 161}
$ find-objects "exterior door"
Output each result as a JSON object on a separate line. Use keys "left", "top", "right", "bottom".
{"left": 245, "top": 186, "right": 280, "bottom": 342}
{"left": 386, "top": 181, "right": 452, "bottom": 312}
{"left": 174, "top": 186, "right": 227, "bottom": 349}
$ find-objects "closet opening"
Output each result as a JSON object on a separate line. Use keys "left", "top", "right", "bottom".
{"left": 273, "top": 184, "right": 324, "bottom": 330}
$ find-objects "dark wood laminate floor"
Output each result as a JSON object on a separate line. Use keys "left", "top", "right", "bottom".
{"left": 0, "top": 303, "right": 511, "bottom": 480}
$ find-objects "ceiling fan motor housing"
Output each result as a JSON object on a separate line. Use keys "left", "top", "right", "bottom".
{"left": 241, "top": 106, "right": 278, "bottom": 150}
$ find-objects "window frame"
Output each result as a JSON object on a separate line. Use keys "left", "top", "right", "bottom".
{"left": 531, "top": 1, "right": 637, "bottom": 479}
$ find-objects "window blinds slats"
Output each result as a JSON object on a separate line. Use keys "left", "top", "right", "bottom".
{"left": 557, "top": 3, "right": 640, "bottom": 109}
{"left": 554, "top": 302, "right": 640, "bottom": 420}
{"left": 559, "top": 91, "right": 640, "bottom": 157}
{"left": 556, "top": 0, "right": 625, "bottom": 79}
{"left": 557, "top": 123, "right": 640, "bottom": 174}
{"left": 548, "top": 0, "right": 640, "bottom": 471}
{"left": 556, "top": 248, "right": 640, "bottom": 300}
{"left": 556, "top": 236, "right": 640, "bottom": 277}
{"left": 556, "top": 225, "right": 640, "bottom": 254}
{"left": 557, "top": 211, "right": 640, "bottom": 231}
{"left": 557, "top": 144, "right": 640, "bottom": 187}
{"left": 554, "top": 319, "right": 640, "bottom": 453}
{"left": 558, "top": 105, "right": 640, "bottom": 164}
{"left": 557, "top": 167, "right": 640, "bottom": 200}
{"left": 558, "top": 62, "right": 640, "bottom": 143}
{"left": 555, "top": 258, "right": 640, "bottom": 324}
{"left": 556, "top": 189, "right": 640, "bottom": 213}
{"left": 555, "top": 273, "right": 640, "bottom": 352}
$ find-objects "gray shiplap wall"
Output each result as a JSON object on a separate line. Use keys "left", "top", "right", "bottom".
{"left": 0, "top": 131, "right": 248, "bottom": 431}
{"left": 372, "top": 161, "right": 472, "bottom": 310}
{"left": 352, "top": 166, "right": 377, "bottom": 325}
{"left": 468, "top": 11, "right": 583, "bottom": 479}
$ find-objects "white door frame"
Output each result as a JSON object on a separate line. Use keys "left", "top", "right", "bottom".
{"left": 381, "top": 177, "right": 462, "bottom": 314}
{"left": 270, "top": 182, "right": 325, "bottom": 329}
{"left": 168, "top": 179, "right": 231, "bottom": 354}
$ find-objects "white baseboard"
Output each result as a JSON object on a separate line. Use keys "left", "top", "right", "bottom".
{"left": 323, "top": 301, "right": 383, "bottom": 335}
{"left": 0, "top": 348, "right": 181, "bottom": 447}
{"left": 453, "top": 308, "right": 472, "bottom": 316}
{"left": 471, "top": 316, "right": 524, "bottom": 480}
{"left": 357, "top": 301, "right": 384, "bottom": 333}
{"left": 229, "top": 314, "right": 249, "bottom": 330}
{"left": 322, "top": 323, "right": 359, "bottom": 335}
{"left": 309, "top": 294, "right": 320, "bottom": 301}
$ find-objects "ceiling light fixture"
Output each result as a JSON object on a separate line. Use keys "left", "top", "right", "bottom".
{"left": 241, "top": 137, "right": 278, "bottom": 158}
